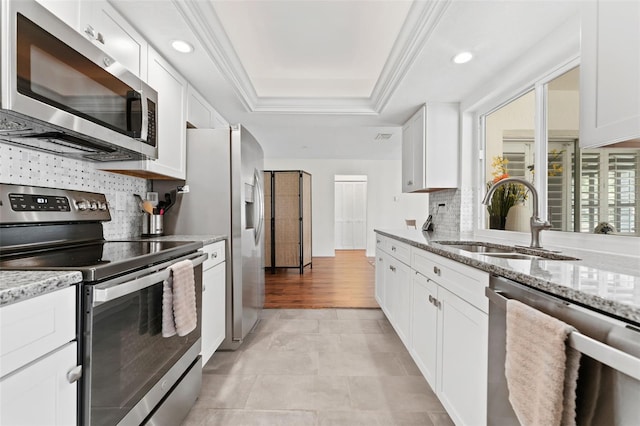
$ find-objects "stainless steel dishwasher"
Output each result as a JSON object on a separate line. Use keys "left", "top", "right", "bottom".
{"left": 486, "top": 275, "right": 640, "bottom": 425}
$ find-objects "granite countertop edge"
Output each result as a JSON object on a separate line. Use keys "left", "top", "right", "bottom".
{"left": 375, "top": 229, "right": 640, "bottom": 324}
{"left": 0, "top": 271, "right": 82, "bottom": 307}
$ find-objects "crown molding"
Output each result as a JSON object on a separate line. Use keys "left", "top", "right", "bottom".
{"left": 172, "top": 0, "right": 257, "bottom": 111}
{"left": 175, "top": 0, "right": 450, "bottom": 115}
{"left": 370, "top": 0, "right": 451, "bottom": 113}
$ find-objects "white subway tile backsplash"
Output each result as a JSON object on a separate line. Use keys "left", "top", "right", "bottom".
{"left": 0, "top": 143, "right": 148, "bottom": 239}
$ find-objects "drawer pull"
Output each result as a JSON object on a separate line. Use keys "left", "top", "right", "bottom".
{"left": 433, "top": 266, "right": 441, "bottom": 276}
{"left": 378, "top": 257, "right": 383, "bottom": 262}
{"left": 389, "top": 265, "right": 397, "bottom": 272}
{"left": 391, "top": 246, "right": 397, "bottom": 252}
{"left": 213, "top": 252, "right": 218, "bottom": 258}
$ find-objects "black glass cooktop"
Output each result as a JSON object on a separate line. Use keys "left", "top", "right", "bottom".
{"left": 0, "top": 240, "right": 202, "bottom": 282}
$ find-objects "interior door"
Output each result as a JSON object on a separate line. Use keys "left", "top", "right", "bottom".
{"left": 334, "top": 179, "right": 367, "bottom": 249}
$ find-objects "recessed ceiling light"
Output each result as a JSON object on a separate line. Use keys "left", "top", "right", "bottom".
{"left": 452, "top": 51, "right": 473, "bottom": 64}
{"left": 172, "top": 40, "right": 194, "bottom": 53}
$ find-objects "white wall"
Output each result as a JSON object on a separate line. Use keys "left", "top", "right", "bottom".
{"left": 264, "top": 158, "right": 429, "bottom": 257}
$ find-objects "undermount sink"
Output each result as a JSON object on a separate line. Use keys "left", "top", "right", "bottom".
{"left": 482, "top": 253, "right": 543, "bottom": 260}
{"left": 434, "top": 241, "right": 580, "bottom": 261}
{"left": 437, "top": 244, "right": 515, "bottom": 254}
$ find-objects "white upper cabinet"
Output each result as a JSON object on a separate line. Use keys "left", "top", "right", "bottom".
{"left": 143, "top": 47, "right": 188, "bottom": 179}
{"left": 187, "top": 85, "right": 229, "bottom": 129}
{"left": 580, "top": 0, "right": 640, "bottom": 148}
{"left": 402, "top": 104, "right": 459, "bottom": 193}
{"left": 79, "top": 0, "right": 148, "bottom": 78}
{"left": 100, "top": 48, "right": 188, "bottom": 179}
{"left": 37, "top": 0, "right": 147, "bottom": 78}
{"left": 35, "top": 0, "right": 81, "bottom": 29}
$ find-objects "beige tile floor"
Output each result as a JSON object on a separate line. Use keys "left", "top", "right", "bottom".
{"left": 182, "top": 308, "right": 454, "bottom": 426}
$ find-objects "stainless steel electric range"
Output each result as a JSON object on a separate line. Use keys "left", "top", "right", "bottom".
{"left": 0, "top": 183, "right": 206, "bottom": 426}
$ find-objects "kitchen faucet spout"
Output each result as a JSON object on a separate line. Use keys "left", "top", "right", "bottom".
{"left": 482, "top": 177, "right": 551, "bottom": 249}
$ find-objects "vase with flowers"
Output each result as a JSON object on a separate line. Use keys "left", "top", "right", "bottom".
{"left": 486, "top": 156, "right": 528, "bottom": 230}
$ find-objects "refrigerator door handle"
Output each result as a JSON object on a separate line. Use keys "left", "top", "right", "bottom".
{"left": 254, "top": 168, "right": 264, "bottom": 245}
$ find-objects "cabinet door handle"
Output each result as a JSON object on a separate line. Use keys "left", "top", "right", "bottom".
{"left": 389, "top": 265, "right": 396, "bottom": 272}
{"left": 428, "top": 295, "right": 434, "bottom": 304}
{"left": 433, "top": 266, "right": 441, "bottom": 276}
{"left": 84, "top": 25, "right": 105, "bottom": 44}
{"left": 213, "top": 252, "right": 218, "bottom": 258}
{"left": 407, "top": 180, "right": 413, "bottom": 186}
{"left": 376, "top": 239, "right": 381, "bottom": 244}
{"left": 391, "top": 246, "right": 396, "bottom": 252}
{"left": 66, "top": 365, "right": 82, "bottom": 384}
{"left": 436, "top": 300, "right": 442, "bottom": 309}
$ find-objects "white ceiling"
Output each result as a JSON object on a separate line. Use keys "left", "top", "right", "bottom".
{"left": 212, "top": 0, "right": 413, "bottom": 99}
{"left": 110, "top": 0, "right": 582, "bottom": 160}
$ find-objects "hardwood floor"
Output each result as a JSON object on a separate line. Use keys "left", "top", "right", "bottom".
{"left": 264, "top": 250, "right": 378, "bottom": 309}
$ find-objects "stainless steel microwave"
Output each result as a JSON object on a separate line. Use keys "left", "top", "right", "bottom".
{"left": 0, "top": 0, "right": 157, "bottom": 161}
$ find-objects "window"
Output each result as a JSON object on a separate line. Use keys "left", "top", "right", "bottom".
{"left": 482, "top": 66, "right": 640, "bottom": 236}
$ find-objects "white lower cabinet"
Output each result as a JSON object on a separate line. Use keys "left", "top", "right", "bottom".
{"left": 0, "top": 286, "right": 79, "bottom": 426}
{"left": 410, "top": 271, "right": 438, "bottom": 389}
{"left": 377, "top": 238, "right": 412, "bottom": 345}
{"left": 375, "top": 232, "right": 489, "bottom": 426}
{"left": 374, "top": 251, "right": 386, "bottom": 307}
{"left": 201, "top": 241, "right": 226, "bottom": 366}
{"left": 0, "top": 342, "right": 78, "bottom": 426}
{"left": 384, "top": 256, "right": 411, "bottom": 344}
{"left": 437, "top": 286, "right": 488, "bottom": 426}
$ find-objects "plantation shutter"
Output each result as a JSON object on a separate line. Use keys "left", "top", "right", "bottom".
{"left": 608, "top": 152, "right": 639, "bottom": 234}
{"left": 577, "top": 152, "right": 601, "bottom": 233}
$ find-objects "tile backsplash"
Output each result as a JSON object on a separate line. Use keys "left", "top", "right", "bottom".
{"left": 429, "top": 188, "right": 473, "bottom": 234}
{"left": 0, "top": 143, "right": 148, "bottom": 239}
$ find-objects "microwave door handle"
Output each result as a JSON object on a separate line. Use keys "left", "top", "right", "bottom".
{"left": 93, "top": 253, "right": 208, "bottom": 305}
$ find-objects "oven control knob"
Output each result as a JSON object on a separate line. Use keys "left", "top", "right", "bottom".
{"left": 97, "top": 201, "right": 108, "bottom": 211}
{"left": 76, "top": 200, "right": 90, "bottom": 211}
{"left": 89, "top": 201, "right": 98, "bottom": 211}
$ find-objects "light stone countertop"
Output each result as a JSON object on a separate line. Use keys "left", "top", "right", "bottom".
{"left": 376, "top": 229, "right": 640, "bottom": 324}
{"left": 0, "top": 270, "right": 82, "bottom": 307}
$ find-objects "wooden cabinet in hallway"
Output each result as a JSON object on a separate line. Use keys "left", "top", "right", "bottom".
{"left": 264, "top": 170, "right": 312, "bottom": 274}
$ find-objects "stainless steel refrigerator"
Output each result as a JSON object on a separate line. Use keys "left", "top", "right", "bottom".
{"left": 166, "top": 126, "right": 265, "bottom": 350}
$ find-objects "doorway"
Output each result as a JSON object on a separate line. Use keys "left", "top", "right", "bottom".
{"left": 334, "top": 175, "right": 367, "bottom": 250}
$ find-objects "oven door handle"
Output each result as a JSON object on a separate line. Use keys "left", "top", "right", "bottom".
{"left": 93, "top": 252, "right": 208, "bottom": 304}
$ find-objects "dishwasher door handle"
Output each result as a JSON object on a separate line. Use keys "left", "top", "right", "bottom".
{"left": 486, "top": 286, "right": 640, "bottom": 382}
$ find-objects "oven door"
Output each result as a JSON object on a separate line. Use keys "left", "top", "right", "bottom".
{"left": 83, "top": 251, "right": 206, "bottom": 426}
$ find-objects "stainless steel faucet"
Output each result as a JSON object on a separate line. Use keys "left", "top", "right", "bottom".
{"left": 482, "top": 177, "right": 551, "bottom": 249}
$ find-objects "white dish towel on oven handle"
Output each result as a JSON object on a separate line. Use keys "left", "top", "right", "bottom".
{"left": 162, "top": 259, "right": 197, "bottom": 337}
